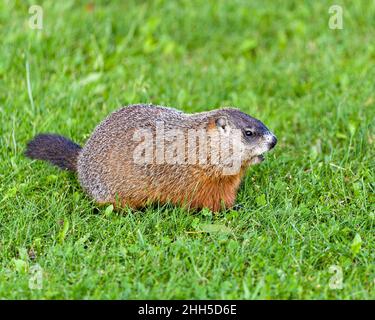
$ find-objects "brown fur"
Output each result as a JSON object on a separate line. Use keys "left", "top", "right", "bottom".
{"left": 26, "top": 104, "right": 277, "bottom": 212}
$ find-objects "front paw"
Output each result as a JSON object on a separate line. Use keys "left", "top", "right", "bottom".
{"left": 232, "top": 203, "right": 244, "bottom": 211}
{"left": 250, "top": 154, "right": 264, "bottom": 164}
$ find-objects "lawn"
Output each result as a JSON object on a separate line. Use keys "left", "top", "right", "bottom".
{"left": 0, "top": 0, "right": 374, "bottom": 299}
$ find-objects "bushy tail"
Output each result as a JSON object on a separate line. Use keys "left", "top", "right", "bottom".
{"left": 25, "top": 134, "right": 82, "bottom": 172}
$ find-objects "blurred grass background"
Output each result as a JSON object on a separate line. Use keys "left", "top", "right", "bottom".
{"left": 0, "top": 0, "right": 374, "bottom": 299}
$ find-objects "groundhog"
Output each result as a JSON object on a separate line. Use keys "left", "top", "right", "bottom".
{"left": 25, "top": 104, "right": 277, "bottom": 211}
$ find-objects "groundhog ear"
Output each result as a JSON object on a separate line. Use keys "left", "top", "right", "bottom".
{"left": 216, "top": 117, "right": 226, "bottom": 128}
{"left": 215, "top": 117, "right": 230, "bottom": 134}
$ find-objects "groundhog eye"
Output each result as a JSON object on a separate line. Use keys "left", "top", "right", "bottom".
{"left": 245, "top": 130, "right": 254, "bottom": 137}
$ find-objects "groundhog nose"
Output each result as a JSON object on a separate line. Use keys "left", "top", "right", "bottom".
{"left": 265, "top": 133, "right": 277, "bottom": 149}
{"left": 270, "top": 136, "right": 277, "bottom": 149}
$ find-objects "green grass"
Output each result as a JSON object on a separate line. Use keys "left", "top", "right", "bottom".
{"left": 0, "top": 0, "right": 374, "bottom": 299}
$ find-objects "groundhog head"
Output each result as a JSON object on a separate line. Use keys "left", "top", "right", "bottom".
{"left": 212, "top": 108, "right": 277, "bottom": 168}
